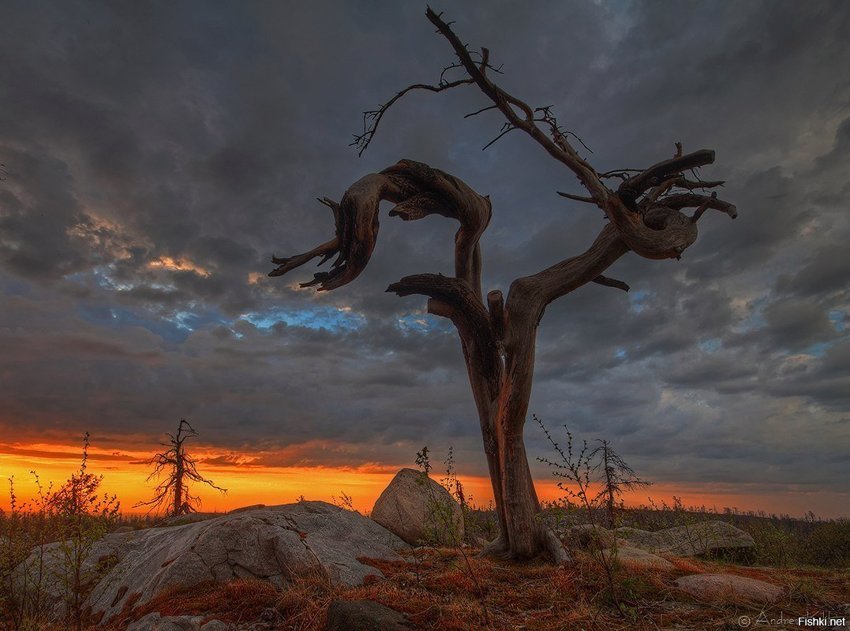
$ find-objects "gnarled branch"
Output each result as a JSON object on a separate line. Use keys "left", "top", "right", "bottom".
{"left": 605, "top": 197, "right": 698, "bottom": 260}
{"left": 269, "top": 160, "right": 490, "bottom": 297}
{"left": 506, "top": 223, "right": 630, "bottom": 327}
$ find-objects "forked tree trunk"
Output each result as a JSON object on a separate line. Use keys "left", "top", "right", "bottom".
{"left": 491, "top": 315, "right": 546, "bottom": 559}
{"left": 461, "top": 329, "right": 556, "bottom": 560}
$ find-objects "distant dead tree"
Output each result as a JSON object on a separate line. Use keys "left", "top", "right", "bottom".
{"left": 593, "top": 439, "right": 652, "bottom": 529}
{"left": 268, "top": 9, "right": 736, "bottom": 561}
{"left": 135, "top": 419, "right": 226, "bottom": 516}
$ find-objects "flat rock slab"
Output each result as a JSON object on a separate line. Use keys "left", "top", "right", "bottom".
{"left": 615, "top": 521, "right": 755, "bottom": 557}
{"left": 674, "top": 574, "right": 783, "bottom": 605}
{"left": 325, "top": 600, "right": 411, "bottom": 631}
{"left": 604, "top": 545, "right": 676, "bottom": 571}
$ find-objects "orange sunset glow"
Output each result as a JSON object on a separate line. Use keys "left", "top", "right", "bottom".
{"left": 2, "top": 439, "right": 846, "bottom": 519}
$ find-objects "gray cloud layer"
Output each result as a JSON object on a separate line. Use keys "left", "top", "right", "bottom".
{"left": 1, "top": 1, "right": 848, "bottom": 507}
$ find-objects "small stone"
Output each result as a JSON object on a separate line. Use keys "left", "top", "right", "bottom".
{"left": 325, "top": 600, "right": 410, "bottom": 631}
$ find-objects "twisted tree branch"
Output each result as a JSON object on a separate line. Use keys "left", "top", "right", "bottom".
{"left": 269, "top": 160, "right": 490, "bottom": 297}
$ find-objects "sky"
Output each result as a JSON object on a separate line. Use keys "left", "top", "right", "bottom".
{"left": 1, "top": 1, "right": 848, "bottom": 517}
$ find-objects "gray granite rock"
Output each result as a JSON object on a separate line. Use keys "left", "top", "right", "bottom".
{"left": 565, "top": 523, "right": 617, "bottom": 550}
{"left": 370, "top": 468, "right": 463, "bottom": 546}
{"left": 18, "top": 501, "right": 406, "bottom": 625}
{"left": 13, "top": 530, "right": 134, "bottom": 620}
{"left": 615, "top": 521, "right": 755, "bottom": 557}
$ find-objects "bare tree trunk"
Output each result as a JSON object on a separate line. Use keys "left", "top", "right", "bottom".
{"left": 485, "top": 313, "right": 564, "bottom": 559}
{"left": 453, "top": 284, "right": 566, "bottom": 561}
{"left": 462, "top": 348, "right": 565, "bottom": 561}
{"left": 173, "top": 457, "right": 184, "bottom": 516}
{"left": 496, "top": 428, "right": 544, "bottom": 558}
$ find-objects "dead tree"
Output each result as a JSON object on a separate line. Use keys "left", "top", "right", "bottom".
{"left": 268, "top": 8, "right": 736, "bottom": 561}
{"left": 592, "top": 440, "right": 652, "bottom": 529}
{"left": 134, "top": 419, "right": 226, "bottom": 516}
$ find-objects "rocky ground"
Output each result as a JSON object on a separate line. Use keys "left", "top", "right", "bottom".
{"left": 11, "top": 469, "right": 850, "bottom": 630}
{"left": 89, "top": 545, "right": 850, "bottom": 630}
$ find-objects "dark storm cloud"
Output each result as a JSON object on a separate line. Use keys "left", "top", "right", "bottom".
{"left": 1, "top": 0, "right": 849, "bottom": 504}
{"left": 776, "top": 243, "right": 850, "bottom": 298}
{"left": 763, "top": 298, "right": 837, "bottom": 350}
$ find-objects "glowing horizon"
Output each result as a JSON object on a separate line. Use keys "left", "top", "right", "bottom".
{"left": 1, "top": 440, "right": 847, "bottom": 520}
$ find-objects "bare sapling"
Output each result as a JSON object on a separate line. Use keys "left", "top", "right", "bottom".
{"left": 134, "top": 419, "right": 226, "bottom": 517}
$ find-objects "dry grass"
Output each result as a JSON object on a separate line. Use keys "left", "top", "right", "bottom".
{"left": 109, "top": 578, "right": 281, "bottom": 628}
{"left": 86, "top": 547, "right": 849, "bottom": 631}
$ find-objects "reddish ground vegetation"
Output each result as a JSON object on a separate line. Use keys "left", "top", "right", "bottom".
{"left": 94, "top": 547, "right": 849, "bottom": 631}
{"left": 115, "top": 579, "right": 281, "bottom": 627}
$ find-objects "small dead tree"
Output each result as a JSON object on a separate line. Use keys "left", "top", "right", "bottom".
{"left": 135, "top": 420, "right": 226, "bottom": 516}
{"left": 593, "top": 439, "right": 651, "bottom": 529}
{"left": 269, "top": 9, "right": 736, "bottom": 561}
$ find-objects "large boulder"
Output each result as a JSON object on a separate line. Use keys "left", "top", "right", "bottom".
{"left": 674, "top": 574, "right": 783, "bottom": 605}
{"left": 371, "top": 469, "right": 464, "bottom": 546}
{"left": 18, "top": 501, "right": 406, "bottom": 625}
{"left": 13, "top": 530, "right": 133, "bottom": 621}
{"left": 615, "top": 521, "right": 755, "bottom": 558}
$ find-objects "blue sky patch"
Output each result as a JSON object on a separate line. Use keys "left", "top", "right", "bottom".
{"left": 239, "top": 306, "right": 366, "bottom": 332}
